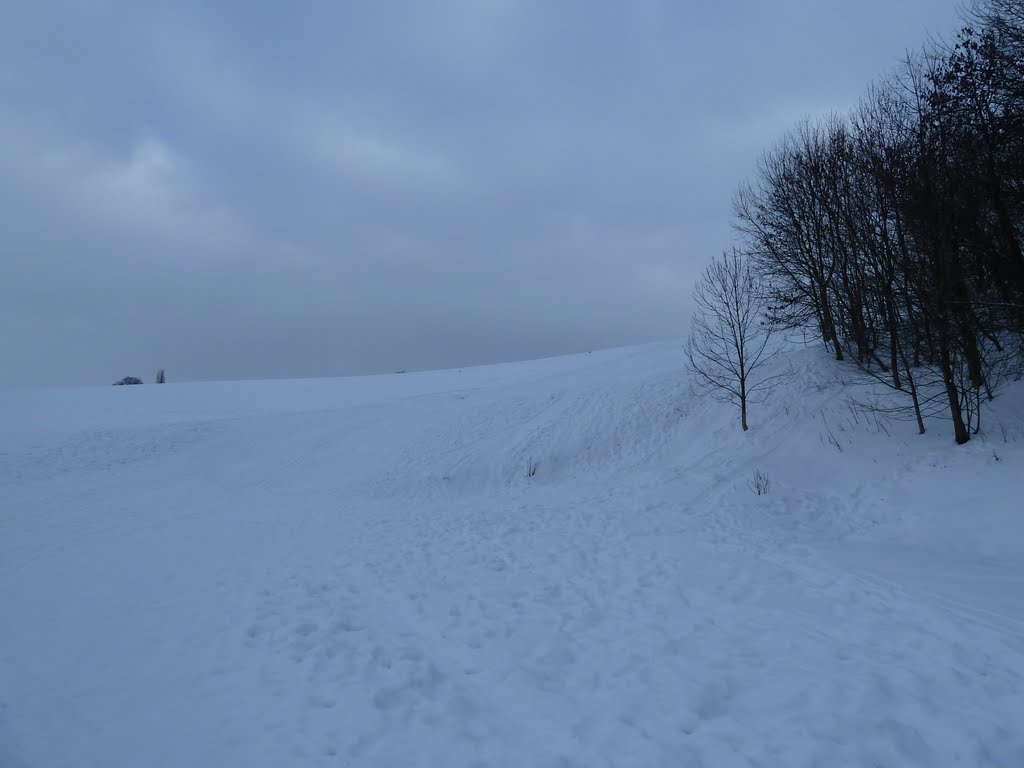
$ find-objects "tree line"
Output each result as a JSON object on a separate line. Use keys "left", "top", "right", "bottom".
{"left": 689, "top": 0, "right": 1024, "bottom": 443}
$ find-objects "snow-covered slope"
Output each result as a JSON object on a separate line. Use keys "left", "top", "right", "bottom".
{"left": 2, "top": 341, "right": 1022, "bottom": 767}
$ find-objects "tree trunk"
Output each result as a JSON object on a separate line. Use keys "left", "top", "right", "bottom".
{"left": 909, "top": 378, "right": 926, "bottom": 435}
{"left": 740, "top": 378, "right": 749, "bottom": 431}
{"left": 889, "top": 333, "right": 902, "bottom": 390}
{"left": 819, "top": 285, "right": 844, "bottom": 361}
{"left": 896, "top": 341, "right": 926, "bottom": 435}
{"left": 938, "top": 334, "right": 970, "bottom": 444}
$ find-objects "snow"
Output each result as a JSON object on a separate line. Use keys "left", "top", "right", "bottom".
{"left": 1, "top": 341, "right": 1022, "bottom": 767}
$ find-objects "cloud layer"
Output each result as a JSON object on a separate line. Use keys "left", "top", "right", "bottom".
{"left": 0, "top": 1, "right": 962, "bottom": 386}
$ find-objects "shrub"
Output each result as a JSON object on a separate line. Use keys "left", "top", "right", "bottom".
{"left": 748, "top": 469, "right": 770, "bottom": 495}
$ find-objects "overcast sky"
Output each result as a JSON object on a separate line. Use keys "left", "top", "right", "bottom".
{"left": 0, "top": 0, "right": 963, "bottom": 387}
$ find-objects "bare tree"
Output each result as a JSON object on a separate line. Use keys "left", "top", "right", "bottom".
{"left": 722, "top": 0, "right": 1024, "bottom": 444}
{"left": 686, "top": 249, "right": 786, "bottom": 431}
{"left": 155, "top": 368, "right": 166, "bottom": 384}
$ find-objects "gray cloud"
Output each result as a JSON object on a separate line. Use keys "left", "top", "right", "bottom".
{"left": 0, "top": 0, "right": 962, "bottom": 386}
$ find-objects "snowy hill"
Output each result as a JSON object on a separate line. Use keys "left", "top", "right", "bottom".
{"left": 2, "top": 341, "right": 1023, "bottom": 767}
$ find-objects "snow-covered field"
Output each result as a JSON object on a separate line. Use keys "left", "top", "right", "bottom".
{"left": 2, "top": 341, "right": 1022, "bottom": 767}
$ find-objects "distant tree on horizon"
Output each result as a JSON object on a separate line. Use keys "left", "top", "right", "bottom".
{"left": 114, "top": 376, "right": 143, "bottom": 386}
{"left": 156, "top": 368, "right": 166, "bottom": 384}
